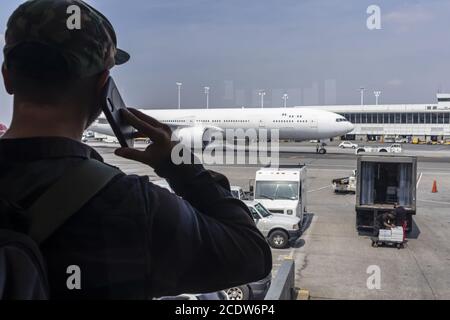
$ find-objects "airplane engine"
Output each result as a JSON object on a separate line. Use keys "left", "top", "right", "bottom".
{"left": 173, "top": 127, "right": 218, "bottom": 149}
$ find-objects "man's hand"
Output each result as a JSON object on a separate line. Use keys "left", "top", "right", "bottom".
{"left": 114, "top": 108, "right": 176, "bottom": 168}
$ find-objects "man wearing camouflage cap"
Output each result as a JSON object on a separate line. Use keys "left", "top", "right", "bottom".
{"left": 0, "top": 0, "right": 271, "bottom": 299}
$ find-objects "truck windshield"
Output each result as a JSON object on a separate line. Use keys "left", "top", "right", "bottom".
{"left": 254, "top": 203, "right": 272, "bottom": 217}
{"left": 255, "top": 181, "right": 299, "bottom": 200}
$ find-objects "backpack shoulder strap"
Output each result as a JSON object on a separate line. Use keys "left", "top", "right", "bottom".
{"left": 27, "top": 159, "right": 121, "bottom": 245}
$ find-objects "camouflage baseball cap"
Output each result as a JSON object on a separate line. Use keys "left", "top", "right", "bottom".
{"left": 3, "top": 0, "right": 130, "bottom": 78}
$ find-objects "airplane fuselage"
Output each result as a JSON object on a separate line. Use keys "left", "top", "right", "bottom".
{"left": 90, "top": 107, "right": 354, "bottom": 141}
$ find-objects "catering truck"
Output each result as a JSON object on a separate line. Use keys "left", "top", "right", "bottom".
{"left": 355, "top": 155, "right": 417, "bottom": 234}
{"left": 252, "top": 165, "right": 307, "bottom": 224}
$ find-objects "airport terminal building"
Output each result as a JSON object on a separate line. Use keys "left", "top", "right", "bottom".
{"left": 311, "top": 93, "right": 450, "bottom": 142}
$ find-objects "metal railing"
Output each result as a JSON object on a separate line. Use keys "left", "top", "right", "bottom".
{"left": 264, "top": 260, "right": 296, "bottom": 300}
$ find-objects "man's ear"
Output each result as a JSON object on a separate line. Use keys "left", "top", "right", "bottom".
{"left": 2, "top": 63, "right": 14, "bottom": 95}
{"left": 96, "top": 70, "right": 110, "bottom": 94}
{"left": 83, "top": 70, "right": 110, "bottom": 129}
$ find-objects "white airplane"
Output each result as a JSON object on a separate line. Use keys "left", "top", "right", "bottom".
{"left": 89, "top": 107, "right": 354, "bottom": 152}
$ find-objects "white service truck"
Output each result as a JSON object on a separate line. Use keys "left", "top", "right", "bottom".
{"left": 252, "top": 165, "right": 307, "bottom": 223}
{"left": 355, "top": 143, "right": 402, "bottom": 154}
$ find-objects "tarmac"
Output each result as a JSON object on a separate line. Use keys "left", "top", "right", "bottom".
{"left": 91, "top": 140, "right": 450, "bottom": 300}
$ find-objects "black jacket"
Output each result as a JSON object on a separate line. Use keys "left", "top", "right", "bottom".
{"left": 0, "top": 137, "right": 272, "bottom": 299}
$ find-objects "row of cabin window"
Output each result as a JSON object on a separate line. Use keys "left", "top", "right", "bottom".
{"left": 161, "top": 119, "right": 250, "bottom": 123}
{"left": 160, "top": 119, "right": 308, "bottom": 124}
{"left": 273, "top": 120, "right": 308, "bottom": 123}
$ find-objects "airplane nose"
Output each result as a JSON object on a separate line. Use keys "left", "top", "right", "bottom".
{"left": 346, "top": 121, "right": 354, "bottom": 132}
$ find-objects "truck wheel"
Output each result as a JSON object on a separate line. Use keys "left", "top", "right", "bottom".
{"left": 319, "top": 148, "right": 327, "bottom": 154}
{"left": 225, "top": 285, "right": 250, "bottom": 300}
{"left": 380, "top": 149, "right": 387, "bottom": 152}
{"left": 269, "top": 230, "right": 289, "bottom": 249}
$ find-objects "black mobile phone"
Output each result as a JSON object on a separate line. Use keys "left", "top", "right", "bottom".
{"left": 101, "top": 77, "right": 135, "bottom": 148}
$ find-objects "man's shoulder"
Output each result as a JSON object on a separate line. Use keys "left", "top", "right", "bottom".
{"left": 66, "top": 171, "right": 155, "bottom": 225}
{"left": 100, "top": 169, "right": 150, "bottom": 198}
{"left": 87, "top": 160, "right": 147, "bottom": 187}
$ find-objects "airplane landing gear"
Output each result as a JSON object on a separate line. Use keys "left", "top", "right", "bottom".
{"left": 315, "top": 142, "right": 327, "bottom": 154}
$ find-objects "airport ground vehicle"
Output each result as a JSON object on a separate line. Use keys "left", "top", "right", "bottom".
{"left": 332, "top": 170, "right": 356, "bottom": 193}
{"left": 244, "top": 200, "right": 302, "bottom": 249}
{"left": 355, "top": 155, "right": 417, "bottom": 234}
{"left": 355, "top": 143, "right": 402, "bottom": 154}
{"left": 230, "top": 186, "right": 245, "bottom": 200}
{"left": 395, "top": 137, "right": 408, "bottom": 143}
{"left": 383, "top": 135, "right": 396, "bottom": 143}
{"left": 225, "top": 272, "right": 272, "bottom": 300}
{"left": 84, "top": 130, "right": 95, "bottom": 138}
{"left": 252, "top": 165, "right": 307, "bottom": 221}
{"left": 384, "top": 135, "right": 408, "bottom": 143}
{"left": 339, "top": 141, "right": 358, "bottom": 149}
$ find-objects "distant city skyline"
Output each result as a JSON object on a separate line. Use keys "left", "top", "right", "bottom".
{"left": 1, "top": 0, "right": 450, "bottom": 124}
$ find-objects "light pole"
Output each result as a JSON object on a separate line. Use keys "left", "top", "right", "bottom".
{"left": 282, "top": 93, "right": 288, "bottom": 108}
{"left": 374, "top": 91, "right": 381, "bottom": 105}
{"left": 359, "top": 87, "right": 365, "bottom": 106}
{"left": 258, "top": 90, "right": 266, "bottom": 108}
{"left": 176, "top": 82, "right": 182, "bottom": 109}
{"left": 204, "top": 86, "right": 210, "bottom": 109}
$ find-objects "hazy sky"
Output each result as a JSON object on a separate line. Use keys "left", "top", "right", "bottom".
{"left": 1, "top": 0, "right": 450, "bottom": 124}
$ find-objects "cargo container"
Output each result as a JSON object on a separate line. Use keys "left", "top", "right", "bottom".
{"left": 355, "top": 155, "right": 417, "bottom": 233}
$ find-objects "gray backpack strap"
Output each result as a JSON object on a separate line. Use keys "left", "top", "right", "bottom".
{"left": 27, "top": 159, "right": 121, "bottom": 245}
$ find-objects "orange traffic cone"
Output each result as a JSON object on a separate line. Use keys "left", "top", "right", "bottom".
{"left": 432, "top": 180, "right": 438, "bottom": 193}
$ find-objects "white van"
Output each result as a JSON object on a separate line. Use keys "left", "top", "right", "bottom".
{"left": 253, "top": 165, "right": 307, "bottom": 223}
{"left": 230, "top": 186, "right": 245, "bottom": 200}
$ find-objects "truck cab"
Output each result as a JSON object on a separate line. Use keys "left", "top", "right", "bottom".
{"left": 244, "top": 201, "right": 302, "bottom": 249}
{"left": 230, "top": 186, "right": 245, "bottom": 200}
{"left": 253, "top": 165, "right": 307, "bottom": 223}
